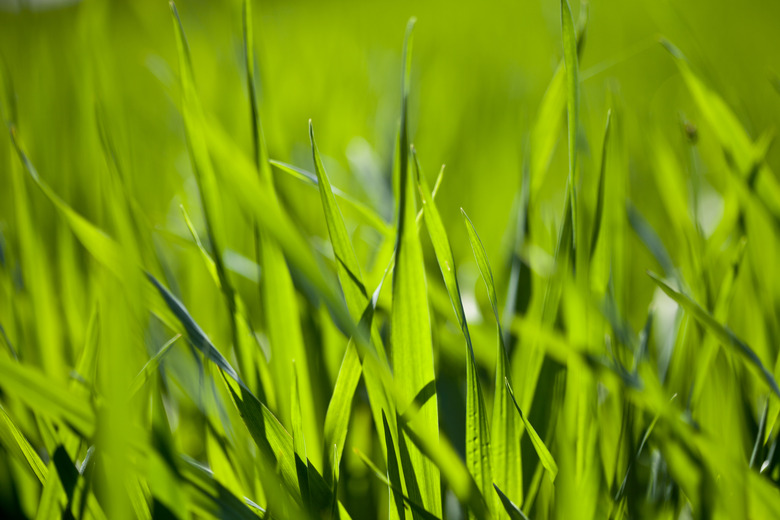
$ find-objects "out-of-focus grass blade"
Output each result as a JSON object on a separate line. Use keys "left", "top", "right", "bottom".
{"left": 9, "top": 127, "right": 129, "bottom": 278}
{"left": 493, "top": 485, "right": 529, "bottom": 520}
{"left": 505, "top": 379, "right": 558, "bottom": 482}
{"left": 627, "top": 204, "right": 676, "bottom": 280}
{"left": 0, "top": 359, "right": 95, "bottom": 437}
{"left": 561, "top": 0, "right": 580, "bottom": 252}
{"left": 270, "top": 158, "right": 392, "bottom": 237}
{"left": 129, "top": 334, "right": 182, "bottom": 397}
{"left": 0, "top": 406, "right": 47, "bottom": 483}
{"left": 662, "top": 39, "right": 780, "bottom": 221}
{"left": 414, "top": 151, "right": 493, "bottom": 512}
{"left": 391, "top": 17, "right": 441, "bottom": 516}
{"left": 589, "top": 110, "right": 612, "bottom": 262}
{"left": 648, "top": 272, "right": 780, "bottom": 398}
{"left": 529, "top": 5, "right": 588, "bottom": 199}
{"left": 462, "top": 209, "right": 523, "bottom": 507}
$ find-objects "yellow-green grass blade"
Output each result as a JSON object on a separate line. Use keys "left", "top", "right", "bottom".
{"left": 129, "top": 334, "right": 182, "bottom": 397}
{"left": 462, "top": 209, "right": 523, "bottom": 507}
{"left": 528, "top": 5, "right": 588, "bottom": 200}
{"left": 648, "top": 271, "right": 780, "bottom": 398}
{"left": 270, "top": 158, "right": 392, "bottom": 237}
{"left": 561, "top": 0, "right": 580, "bottom": 254}
{"left": 309, "top": 121, "right": 387, "bottom": 362}
{"left": 0, "top": 406, "right": 48, "bottom": 484}
{"left": 390, "top": 16, "right": 441, "bottom": 516}
{"left": 414, "top": 151, "right": 493, "bottom": 514}
{"left": 505, "top": 379, "right": 558, "bottom": 482}
{"left": 0, "top": 359, "right": 95, "bottom": 438}
{"left": 662, "top": 39, "right": 780, "bottom": 223}
{"left": 589, "top": 109, "right": 612, "bottom": 263}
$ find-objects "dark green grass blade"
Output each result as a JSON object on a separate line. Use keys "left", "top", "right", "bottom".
{"left": 648, "top": 272, "right": 780, "bottom": 398}
{"left": 493, "top": 484, "right": 529, "bottom": 520}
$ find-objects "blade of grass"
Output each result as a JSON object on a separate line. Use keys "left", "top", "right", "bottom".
{"left": 505, "top": 378, "right": 558, "bottom": 482}
{"left": 462, "top": 209, "right": 523, "bottom": 507}
{"left": 390, "top": 17, "right": 442, "bottom": 516}
{"left": 413, "top": 150, "right": 494, "bottom": 514}
{"left": 562, "top": 0, "right": 580, "bottom": 255}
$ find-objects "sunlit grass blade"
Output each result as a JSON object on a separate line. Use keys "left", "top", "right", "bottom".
{"left": 648, "top": 271, "right": 780, "bottom": 398}
{"left": 529, "top": 5, "right": 588, "bottom": 199}
{"left": 414, "top": 151, "right": 493, "bottom": 513}
{"left": 505, "top": 379, "right": 558, "bottom": 482}
{"left": 0, "top": 406, "right": 48, "bottom": 484}
{"left": 0, "top": 359, "right": 95, "bottom": 438}
{"left": 561, "top": 0, "right": 580, "bottom": 254}
{"left": 390, "top": 17, "right": 442, "bottom": 516}
{"left": 270, "top": 158, "right": 392, "bottom": 237}
{"left": 589, "top": 109, "right": 612, "bottom": 262}
{"left": 462, "top": 208, "right": 522, "bottom": 507}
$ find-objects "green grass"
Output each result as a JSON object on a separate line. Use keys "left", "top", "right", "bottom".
{"left": 2, "top": 0, "right": 780, "bottom": 518}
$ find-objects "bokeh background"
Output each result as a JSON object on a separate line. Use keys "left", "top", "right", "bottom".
{"left": 2, "top": 0, "right": 780, "bottom": 518}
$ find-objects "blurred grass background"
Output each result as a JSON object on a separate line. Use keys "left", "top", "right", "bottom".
{"left": 2, "top": 0, "right": 780, "bottom": 518}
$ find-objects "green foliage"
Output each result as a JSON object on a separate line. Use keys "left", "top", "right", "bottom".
{"left": 1, "top": 0, "right": 780, "bottom": 519}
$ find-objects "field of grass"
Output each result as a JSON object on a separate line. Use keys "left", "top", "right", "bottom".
{"left": 2, "top": 0, "right": 780, "bottom": 518}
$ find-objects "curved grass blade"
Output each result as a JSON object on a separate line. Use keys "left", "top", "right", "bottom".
{"left": 505, "top": 378, "right": 558, "bottom": 482}
{"left": 462, "top": 209, "right": 523, "bottom": 507}
{"left": 414, "top": 151, "right": 493, "bottom": 513}
{"left": 270, "top": 159, "right": 391, "bottom": 237}
{"left": 648, "top": 271, "right": 780, "bottom": 398}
